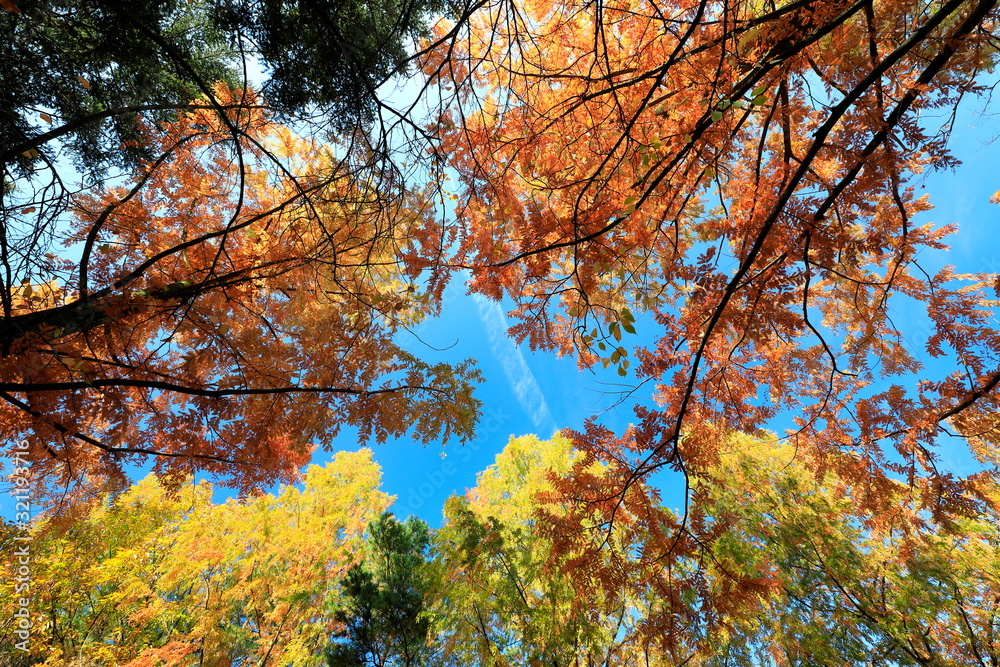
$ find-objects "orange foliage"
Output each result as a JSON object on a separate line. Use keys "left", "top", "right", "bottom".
{"left": 423, "top": 0, "right": 1000, "bottom": 525}
{"left": 0, "top": 86, "right": 480, "bottom": 502}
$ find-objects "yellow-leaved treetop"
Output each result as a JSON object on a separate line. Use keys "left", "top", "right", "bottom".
{"left": 0, "top": 449, "right": 391, "bottom": 667}
{"left": 429, "top": 433, "right": 655, "bottom": 664}
{"left": 431, "top": 433, "right": 1000, "bottom": 662}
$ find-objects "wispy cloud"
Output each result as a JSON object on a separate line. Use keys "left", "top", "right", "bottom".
{"left": 473, "top": 294, "right": 555, "bottom": 433}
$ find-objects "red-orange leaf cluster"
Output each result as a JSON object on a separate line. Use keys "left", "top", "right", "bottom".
{"left": 0, "top": 86, "right": 480, "bottom": 501}
{"left": 422, "top": 0, "right": 1000, "bottom": 524}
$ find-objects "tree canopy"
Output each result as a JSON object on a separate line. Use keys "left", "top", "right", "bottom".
{"left": 420, "top": 0, "right": 1000, "bottom": 523}
{"left": 4, "top": 0, "right": 1000, "bottom": 661}
{"left": 1, "top": 0, "right": 239, "bottom": 178}
{"left": 8, "top": 0, "right": 998, "bottom": 502}
{"left": 1, "top": 86, "right": 480, "bottom": 500}
{"left": 6, "top": 435, "right": 999, "bottom": 665}
{"left": 212, "top": 0, "right": 451, "bottom": 133}
{"left": 1, "top": 0, "right": 449, "bottom": 177}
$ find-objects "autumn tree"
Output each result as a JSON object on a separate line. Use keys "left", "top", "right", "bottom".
{"left": 429, "top": 433, "right": 1000, "bottom": 664}
{"left": 428, "top": 434, "right": 653, "bottom": 665}
{"left": 0, "top": 86, "right": 481, "bottom": 500}
{"left": 419, "top": 0, "right": 1000, "bottom": 531}
{"left": 651, "top": 433, "right": 1000, "bottom": 665}
{"left": 0, "top": 449, "right": 392, "bottom": 667}
{"left": 1, "top": 3, "right": 474, "bottom": 459}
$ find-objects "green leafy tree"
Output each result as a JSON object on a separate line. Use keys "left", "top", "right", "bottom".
{"left": 1, "top": 0, "right": 453, "bottom": 177}
{"left": 0, "top": 0, "right": 240, "bottom": 177}
{"left": 212, "top": 0, "right": 451, "bottom": 133}
{"left": 327, "top": 513, "right": 436, "bottom": 667}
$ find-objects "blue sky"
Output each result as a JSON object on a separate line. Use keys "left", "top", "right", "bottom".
{"left": 331, "top": 275, "right": 647, "bottom": 526}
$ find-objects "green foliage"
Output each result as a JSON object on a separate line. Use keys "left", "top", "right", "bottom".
{"left": 1, "top": 0, "right": 452, "bottom": 177}
{"left": 213, "top": 0, "right": 450, "bottom": 133}
{"left": 1, "top": 0, "right": 240, "bottom": 177}
{"left": 327, "top": 513, "right": 435, "bottom": 667}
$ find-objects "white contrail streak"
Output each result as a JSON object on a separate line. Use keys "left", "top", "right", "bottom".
{"left": 473, "top": 294, "right": 555, "bottom": 433}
